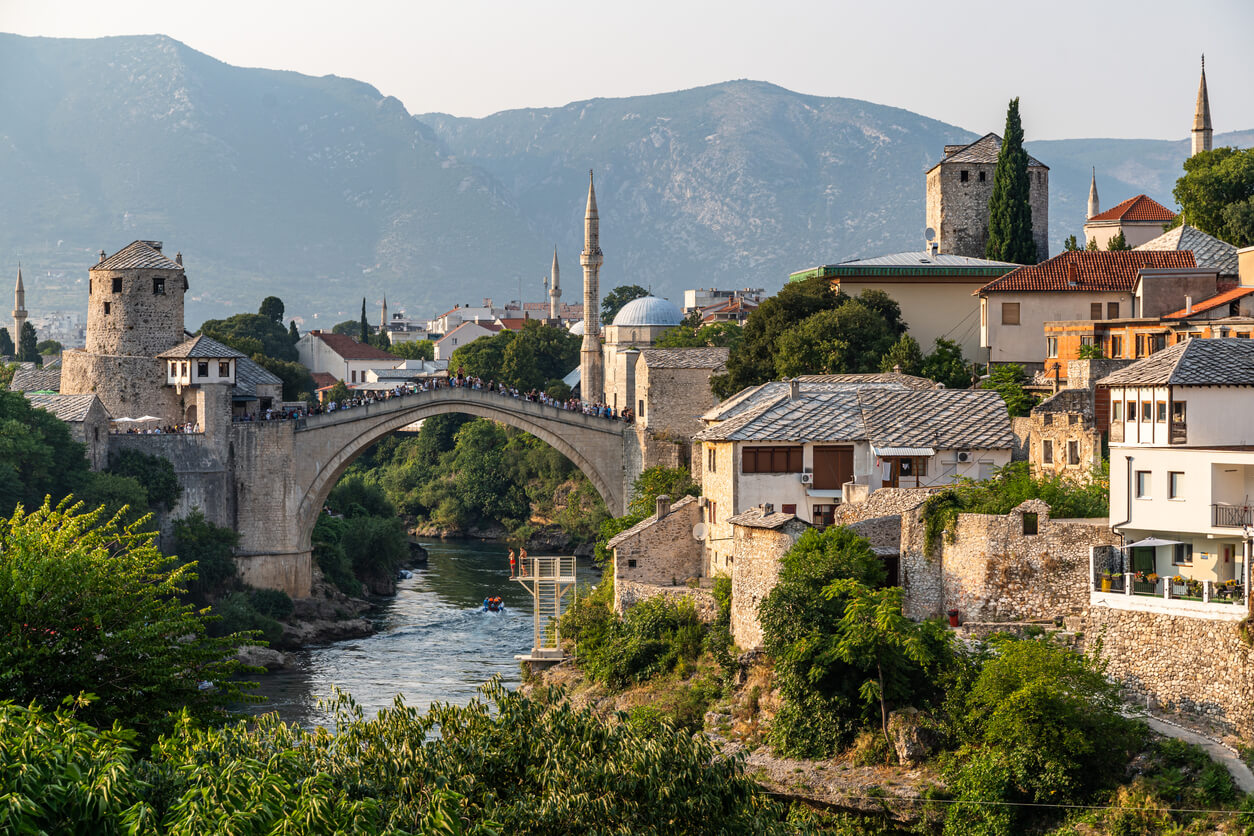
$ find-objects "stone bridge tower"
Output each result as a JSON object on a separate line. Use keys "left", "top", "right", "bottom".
{"left": 61, "top": 241, "right": 188, "bottom": 421}
{"left": 580, "top": 171, "right": 604, "bottom": 402}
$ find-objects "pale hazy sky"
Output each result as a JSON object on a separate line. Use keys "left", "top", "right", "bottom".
{"left": 2, "top": 0, "right": 1251, "bottom": 140}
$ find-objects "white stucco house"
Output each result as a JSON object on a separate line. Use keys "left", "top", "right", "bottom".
{"left": 296, "top": 330, "right": 400, "bottom": 385}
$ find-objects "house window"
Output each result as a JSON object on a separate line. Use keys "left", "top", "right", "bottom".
{"left": 1135, "top": 334, "right": 1146, "bottom": 357}
{"left": 1067, "top": 440, "right": 1080, "bottom": 466}
{"left": 1112, "top": 400, "right": 1123, "bottom": 421}
{"left": 1042, "top": 439, "right": 1054, "bottom": 464}
{"left": 1022, "top": 512, "right": 1038, "bottom": 536}
{"left": 1126, "top": 401, "right": 1136, "bottom": 421}
{"left": 627, "top": 559, "right": 637, "bottom": 568}
{"left": 960, "top": 170, "right": 969, "bottom": 182}
{"left": 1090, "top": 302, "right": 1103, "bottom": 320}
{"left": 1001, "top": 302, "right": 1020, "bottom": 325}
{"left": 1042, "top": 413, "right": 1053, "bottom": 426}
{"left": 1045, "top": 337, "right": 1058, "bottom": 358}
{"left": 707, "top": 446, "right": 716, "bottom": 473}
{"left": 1141, "top": 401, "right": 1151, "bottom": 421}
{"left": 112, "top": 277, "right": 122, "bottom": 293}
{"left": 103, "top": 301, "right": 111, "bottom": 315}
{"left": 782, "top": 504, "right": 797, "bottom": 515}
{"left": 1108, "top": 302, "right": 1120, "bottom": 319}
{"left": 978, "top": 170, "right": 986, "bottom": 182}
{"left": 1169, "top": 471, "right": 1184, "bottom": 499}
{"left": 197, "top": 361, "right": 209, "bottom": 378}
{"left": 1110, "top": 335, "right": 1123, "bottom": 358}
{"left": 812, "top": 505, "right": 836, "bottom": 528}
{"left": 181, "top": 362, "right": 188, "bottom": 376}
{"left": 152, "top": 277, "right": 166, "bottom": 295}
{"left": 1156, "top": 402, "right": 1167, "bottom": 422}
{"left": 1172, "top": 401, "right": 1187, "bottom": 424}
{"left": 638, "top": 399, "right": 645, "bottom": 419}
{"left": 1151, "top": 334, "right": 1166, "bottom": 353}
{"left": 1135, "top": 470, "right": 1151, "bottom": 498}
{"left": 219, "top": 361, "right": 230, "bottom": 377}
{"left": 1068, "top": 414, "right": 1079, "bottom": 426}
{"left": 708, "top": 501, "right": 717, "bottom": 525}
{"left": 1173, "top": 543, "right": 1193, "bottom": 566}
{"left": 898, "top": 457, "right": 927, "bottom": 477}
{"left": 742, "top": 446, "right": 804, "bottom": 474}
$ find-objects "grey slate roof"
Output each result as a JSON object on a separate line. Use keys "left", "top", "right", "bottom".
{"left": 836, "top": 252, "right": 1017, "bottom": 268}
{"left": 233, "top": 356, "right": 283, "bottom": 398}
{"left": 641, "top": 347, "right": 729, "bottom": 370}
{"left": 8, "top": 366, "right": 62, "bottom": 392}
{"left": 605, "top": 495, "right": 699, "bottom": 550}
{"left": 157, "top": 335, "right": 246, "bottom": 360}
{"left": 1096, "top": 338, "right": 1254, "bottom": 387}
{"left": 1135, "top": 224, "right": 1239, "bottom": 277}
{"left": 23, "top": 393, "right": 102, "bottom": 422}
{"left": 797, "top": 373, "right": 939, "bottom": 390}
{"left": 928, "top": 133, "right": 1048, "bottom": 171}
{"left": 702, "top": 374, "right": 937, "bottom": 424}
{"left": 92, "top": 240, "right": 183, "bottom": 272}
{"left": 726, "top": 506, "right": 806, "bottom": 530}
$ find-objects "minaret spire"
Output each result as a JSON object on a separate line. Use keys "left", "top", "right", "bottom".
{"left": 1192, "top": 54, "right": 1213, "bottom": 157}
{"left": 12, "top": 263, "right": 27, "bottom": 346}
{"left": 549, "top": 245, "right": 561, "bottom": 321}
{"left": 381, "top": 294, "right": 388, "bottom": 336}
{"left": 1087, "top": 168, "right": 1100, "bottom": 220}
{"left": 579, "top": 170, "right": 605, "bottom": 403}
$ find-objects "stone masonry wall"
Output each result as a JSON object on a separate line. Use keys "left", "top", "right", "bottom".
{"left": 617, "top": 581, "right": 718, "bottom": 623}
{"left": 639, "top": 363, "right": 723, "bottom": 442}
{"left": 60, "top": 351, "right": 182, "bottom": 426}
{"left": 612, "top": 498, "right": 703, "bottom": 614}
{"left": 927, "top": 160, "right": 1048, "bottom": 261}
{"left": 730, "top": 522, "right": 807, "bottom": 649}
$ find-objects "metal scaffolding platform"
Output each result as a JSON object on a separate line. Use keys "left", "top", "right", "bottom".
{"left": 512, "top": 555, "right": 577, "bottom": 662}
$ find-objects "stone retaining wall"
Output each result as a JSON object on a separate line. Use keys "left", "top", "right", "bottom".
{"left": 616, "top": 580, "right": 718, "bottom": 623}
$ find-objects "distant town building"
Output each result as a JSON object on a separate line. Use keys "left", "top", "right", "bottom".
{"left": 1083, "top": 194, "right": 1177, "bottom": 251}
{"left": 682, "top": 287, "right": 765, "bottom": 314}
{"left": 433, "top": 320, "right": 501, "bottom": 361}
{"left": 296, "top": 329, "right": 400, "bottom": 384}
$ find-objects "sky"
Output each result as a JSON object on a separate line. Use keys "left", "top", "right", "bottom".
{"left": 2, "top": 0, "right": 1252, "bottom": 140}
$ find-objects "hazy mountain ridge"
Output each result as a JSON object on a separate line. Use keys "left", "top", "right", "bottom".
{"left": 0, "top": 34, "right": 1244, "bottom": 326}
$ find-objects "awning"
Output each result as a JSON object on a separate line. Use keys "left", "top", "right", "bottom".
{"left": 1125, "top": 537, "right": 1184, "bottom": 549}
{"left": 871, "top": 446, "right": 936, "bottom": 458}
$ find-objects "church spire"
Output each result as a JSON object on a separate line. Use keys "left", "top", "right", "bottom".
{"left": 1192, "top": 54, "right": 1213, "bottom": 156}
{"left": 1087, "top": 168, "right": 1100, "bottom": 220}
{"left": 579, "top": 170, "right": 604, "bottom": 403}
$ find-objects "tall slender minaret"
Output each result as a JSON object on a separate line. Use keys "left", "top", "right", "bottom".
{"left": 381, "top": 295, "right": 388, "bottom": 335}
{"left": 549, "top": 245, "right": 561, "bottom": 321}
{"left": 1087, "top": 168, "right": 1100, "bottom": 220}
{"left": 12, "top": 264, "right": 27, "bottom": 344}
{"left": 1192, "top": 54, "right": 1213, "bottom": 157}
{"left": 579, "top": 171, "right": 604, "bottom": 403}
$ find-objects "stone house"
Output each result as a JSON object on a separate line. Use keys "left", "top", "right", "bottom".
{"left": 296, "top": 330, "right": 400, "bottom": 383}
{"left": 23, "top": 392, "right": 111, "bottom": 470}
{"left": 726, "top": 505, "right": 810, "bottom": 649}
{"left": 606, "top": 495, "right": 715, "bottom": 620}
{"left": 1019, "top": 388, "right": 1104, "bottom": 479}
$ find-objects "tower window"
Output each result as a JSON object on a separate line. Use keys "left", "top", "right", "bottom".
{"left": 219, "top": 361, "right": 230, "bottom": 377}
{"left": 112, "top": 277, "right": 122, "bottom": 293}
{"left": 153, "top": 277, "right": 166, "bottom": 295}
{"left": 960, "top": 170, "right": 969, "bottom": 182}
{"left": 197, "top": 361, "right": 209, "bottom": 378}
{"left": 103, "top": 302, "right": 111, "bottom": 315}
{"left": 978, "top": 171, "right": 986, "bottom": 182}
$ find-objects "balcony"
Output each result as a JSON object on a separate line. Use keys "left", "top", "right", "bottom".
{"left": 1089, "top": 545, "right": 1248, "bottom": 620}
{"left": 1213, "top": 504, "right": 1254, "bottom": 528}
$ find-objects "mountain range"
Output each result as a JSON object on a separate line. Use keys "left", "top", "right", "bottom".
{"left": 0, "top": 33, "right": 1249, "bottom": 329}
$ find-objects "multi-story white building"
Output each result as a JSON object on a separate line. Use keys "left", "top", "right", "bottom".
{"left": 1098, "top": 338, "right": 1254, "bottom": 619}
{"left": 295, "top": 330, "right": 400, "bottom": 385}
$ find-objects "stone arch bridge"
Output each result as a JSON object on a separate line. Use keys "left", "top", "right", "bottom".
{"left": 225, "top": 387, "right": 641, "bottom": 596}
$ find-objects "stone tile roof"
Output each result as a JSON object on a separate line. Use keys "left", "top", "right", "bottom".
{"left": 8, "top": 365, "right": 62, "bottom": 392}
{"left": 309, "top": 331, "right": 400, "bottom": 361}
{"left": 928, "top": 133, "right": 1047, "bottom": 171}
{"left": 234, "top": 356, "right": 283, "bottom": 398}
{"left": 858, "top": 389, "right": 1014, "bottom": 450}
{"left": 701, "top": 376, "right": 926, "bottom": 424}
{"left": 726, "top": 506, "right": 804, "bottom": 530}
{"left": 978, "top": 250, "right": 1197, "bottom": 294}
{"left": 91, "top": 240, "right": 183, "bottom": 272}
{"left": 1162, "top": 285, "right": 1254, "bottom": 320}
{"left": 1088, "top": 194, "right": 1177, "bottom": 223}
{"left": 796, "top": 373, "right": 939, "bottom": 390}
{"left": 24, "top": 393, "right": 102, "bottom": 422}
{"left": 157, "top": 335, "right": 246, "bottom": 360}
{"left": 837, "top": 252, "right": 1017, "bottom": 268}
{"left": 1136, "top": 224, "right": 1239, "bottom": 277}
{"left": 606, "top": 495, "right": 699, "bottom": 549}
{"left": 1097, "top": 338, "right": 1254, "bottom": 387}
{"left": 641, "top": 347, "right": 729, "bottom": 370}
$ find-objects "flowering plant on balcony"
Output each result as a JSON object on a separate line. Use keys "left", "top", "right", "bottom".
{"left": 1133, "top": 571, "right": 1159, "bottom": 585}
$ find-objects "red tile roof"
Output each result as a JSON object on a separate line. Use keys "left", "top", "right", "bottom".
{"left": 978, "top": 250, "right": 1197, "bottom": 294}
{"left": 1162, "top": 285, "right": 1254, "bottom": 319}
{"left": 311, "top": 372, "right": 339, "bottom": 390}
{"left": 309, "top": 331, "right": 399, "bottom": 361}
{"left": 1087, "top": 194, "right": 1177, "bottom": 223}
{"left": 496, "top": 318, "right": 530, "bottom": 331}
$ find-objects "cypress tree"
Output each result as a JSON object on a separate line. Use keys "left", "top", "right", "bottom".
{"left": 359, "top": 298, "right": 368, "bottom": 343}
{"left": 0, "top": 327, "right": 12, "bottom": 358}
{"left": 289, "top": 320, "right": 300, "bottom": 343}
{"left": 985, "top": 97, "right": 1037, "bottom": 264}
{"left": 17, "top": 322, "right": 39, "bottom": 365}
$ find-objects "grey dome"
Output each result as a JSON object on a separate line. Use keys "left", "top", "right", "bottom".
{"left": 612, "top": 296, "right": 683, "bottom": 328}
{"left": 569, "top": 319, "right": 586, "bottom": 336}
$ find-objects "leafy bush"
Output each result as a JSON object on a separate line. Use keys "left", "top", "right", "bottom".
{"left": 106, "top": 449, "right": 182, "bottom": 509}
{"left": 209, "top": 592, "right": 284, "bottom": 646}
{"left": 247, "top": 588, "right": 294, "bottom": 621}
{"left": 312, "top": 515, "right": 361, "bottom": 596}
{"left": 172, "top": 510, "right": 240, "bottom": 602}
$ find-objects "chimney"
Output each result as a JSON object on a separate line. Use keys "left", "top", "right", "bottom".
{"left": 789, "top": 379, "right": 800, "bottom": 400}
{"left": 893, "top": 363, "right": 902, "bottom": 374}
{"left": 763, "top": 503, "right": 774, "bottom": 515}
{"left": 929, "top": 242, "right": 938, "bottom": 257}
{"left": 175, "top": 252, "right": 183, "bottom": 266}
{"left": 655, "top": 495, "right": 671, "bottom": 519}
{"left": 1185, "top": 296, "right": 1193, "bottom": 315}
{"left": 99, "top": 249, "right": 106, "bottom": 263}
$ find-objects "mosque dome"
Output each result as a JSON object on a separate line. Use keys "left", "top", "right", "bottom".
{"left": 569, "top": 320, "right": 585, "bottom": 336}
{"left": 611, "top": 296, "right": 683, "bottom": 328}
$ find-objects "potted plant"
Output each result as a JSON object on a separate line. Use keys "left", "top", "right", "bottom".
{"left": 1100, "top": 572, "right": 1114, "bottom": 593}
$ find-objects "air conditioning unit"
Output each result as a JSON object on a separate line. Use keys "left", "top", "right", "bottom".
{"left": 800, "top": 473, "right": 814, "bottom": 485}
{"left": 956, "top": 450, "right": 972, "bottom": 463}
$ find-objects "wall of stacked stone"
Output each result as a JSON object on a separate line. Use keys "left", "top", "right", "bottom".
{"left": 639, "top": 363, "right": 724, "bottom": 442}
{"left": 60, "top": 351, "right": 182, "bottom": 426}
{"left": 1085, "top": 606, "right": 1254, "bottom": 736}
{"left": 611, "top": 498, "right": 703, "bottom": 614}
{"left": 617, "top": 580, "right": 718, "bottom": 623}
{"left": 1010, "top": 417, "right": 1033, "bottom": 461}
{"left": 702, "top": 441, "right": 737, "bottom": 574}
{"left": 730, "top": 521, "right": 808, "bottom": 649}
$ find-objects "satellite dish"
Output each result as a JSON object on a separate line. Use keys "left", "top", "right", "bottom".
{"left": 925, "top": 227, "right": 936, "bottom": 242}
{"left": 692, "top": 523, "right": 708, "bottom": 542}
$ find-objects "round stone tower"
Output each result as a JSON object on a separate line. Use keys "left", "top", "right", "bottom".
{"left": 61, "top": 241, "right": 189, "bottom": 421}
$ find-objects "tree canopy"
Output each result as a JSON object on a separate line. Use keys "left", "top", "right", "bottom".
{"left": 450, "top": 321, "right": 578, "bottom": 391}
{"left": 389, "top": 339, "right": 435, "bottom": 360}
{"left": 258, "top": 296, "right": 285, "bottom": 324}
{"left": 654, "top": 320, "right": 742, "bottom": 349}
{"left": 17, "top": 322, "right": 39, "bottom": 364}
{"left": 981, "top": 363, "right": 1035, "bottom": 416}
{"left": 600, "top": 284, "right": 649, "bottom": 325}
{"left": 985, "top": 97, "right": 1036, "bottom": 264}
{"left": 200, "top": 313, "right": 298, "bottom": 362}
{"left": 1172, "top": 146, "right": 1254, "bottom": 247}
{"left": 0, "top": 327, "right": 12, "bottom": 357}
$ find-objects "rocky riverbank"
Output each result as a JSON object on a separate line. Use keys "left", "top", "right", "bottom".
{"left": 408, "top": 522, "right": 594, "bottom": 557}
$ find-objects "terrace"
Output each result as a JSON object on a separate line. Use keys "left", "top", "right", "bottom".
{"left": 1089, "top": 545, "right": 1249, "bottom": 621}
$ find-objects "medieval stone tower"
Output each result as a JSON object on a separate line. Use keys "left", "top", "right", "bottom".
{"left": 580, "top": 171, "right": 604, "bottom": 402}
{"left": 12, "top": 265, "right": 27, "bottom": 343}
{"left": 549, "top": 245, "right": 561, "bottom": 320}
{"left": 61, "top": 240, "right": 188, "bottom": 420}
{"left": 1192, "top": 55, "right": 1213, "bottom": 157}
{"left": 925, "top": 133, "right": 1049, "bottom": 263}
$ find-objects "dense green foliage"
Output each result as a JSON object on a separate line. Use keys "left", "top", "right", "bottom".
{"left": 773, "top": 295, "right": 903, "bottom": 377}
{"left": 1106, "top": 229, "right": 1131, "bottom": 250}
{"left": 985, "top": 97, "right": 1036, "bottom": 264}
{"left": 249, "top": 352, "right": 315, "bottom": 400}
{"left": 172, "top": 510, "right": 241, "bottom": 603}
{"left": 17, "top": 321, "right": 39, "bottom": 364}
{"left": 1172, "top": 146, "right": 1254, "bottom": 247}
{"left": 200, "top": 312, "right": 299, "bottom": 362}
{"left": 258, "top": 295, "right": 284, "bottom": 323}
{"left": 654, "top": 321, "right": 743, "bottom": 349}
{"left": 880, "top": 336, "right": 971, "bottom": 389}
{"left": 0, "top": 502, "right": 255, "bottom": 741}
{"left": 315, "top": 474, "right": 411, "bottom": 594}
{"left": 920, "top": 460, "right": 1108, "bottom": 553}
{"left": 389, "top": 338, "right": 436, "bottom": 360}
{"left": 980, "top": 362, "right": 1035, "bottom": 416}
{"left": 107, "top": 449, "right": 181, "bottom": 510}
{"left": 450, "top": 320, "right": 579, "bottom": 392}
{"left": 36, "top": 339, "right": 62, "bottom": 355}
{"left": 0, "top": 326, "right": 12, "bottom": 357}
{"left": 600, "top": 284, "right": 650, "bottom": 325}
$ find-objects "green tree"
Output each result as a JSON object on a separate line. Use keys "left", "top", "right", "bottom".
{"left": 288, "top": 319, "right": 299, "bottom": 343}
{"left": 250, "top": 353, "right": 315, "bottom": 401}
{"left": 200, "top": 313, "right": 298, "bottom": 362}
{"left": 855, "top": 289, "right": 908, "bottom": 339}
{"left": 331, "top": 319, "right": 359, "bottom": 335}
{"left": 654, "top": 321, "right": 744, "bottom": 350}
{"left": 35, "top": 339, "right": 62, "bottom": 355}
{"left": 1173, "top": 146, "right": 1254, "bottom": 246}
{"left": 879, "top": 334, "right": 924, "bottom": 376}
{"left": 0, "top": 362, "right": 16, "bottom": 390}
{"left": 985, "top": 97, "right": 1036, "bottom": 264}
{"left": 173, "top": 510, "right": 241, "bottom": 603}
{"left": 774, "top": 298, "right": 898, "bottom": 377}
{"left": 510, "top": 320, "right": 580, "bottom": 386}
{"left": 450, "top": 329, "right": 513, "bottom": 379}
{"left": 17, "top": 321, "right": 39, "bottom": 364}
{"left": 0, "top": 327, "right": 12, "bottom": 357}
{"left": 106, "top": 449, "right": 181, "bottom": 510}
{"left": 326, "top": 380, "right": 351, "bottom": 402}
{"left": 627, "top": 466, "right": 699, "bottom": 517}
{"left": 600, "top": 284, "right": 650, "bottom": 325}
{"left": 1063, "top": 234, "right": 1080, "bottom": 251}
{"left": 390, "top": 339, "right": 435, "bottom": 360}
{"left": 1106, "top": 229, "right": 1131, "bottom": 250}
{"left": 501, "top": 336, "right": 542, "bottom": 391}
{"left": 981, "top": 363, "right": 1035, "bottom": 417}
{"left": 1077, "top": 342, "right": 1105, "bottom": 359}
{"left": 0, "top": 389, "right": 94, "bottom": 516}
{"left": 0, "top": 501, "right": 256, "bottom": 741}
{"left": 921, "top": 338, "right": 971, "bottom": 389}
{"left": 359, "top": 297, "right": 369, "bottom": 343}
{"left": 258, "top": 296, "right": 285, "bottom": 324}
{"left": 1085, "top": 237, "right": 1099, "bottom": 251}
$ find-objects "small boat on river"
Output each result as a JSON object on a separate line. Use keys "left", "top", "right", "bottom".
{"left": 482, "top": 597, "right": 505, "bottom": 613}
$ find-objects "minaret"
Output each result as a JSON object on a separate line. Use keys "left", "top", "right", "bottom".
{"left": 1192, "top": 55, "right": 1213, "bottom": 157}
{"left": 381, "top": 295, "right": 388, "bottom": 335}
{"left": 1086, "top": 168, "right": 1100, "bottom": 219}
{"left": 579, "top": 171, "right": 604, "bottom": 403}
{"left": 549, "top": 245, "right": 561, "bottom": 320}
{"left": 12, "top": 264, "right": 27, "bottom": 344}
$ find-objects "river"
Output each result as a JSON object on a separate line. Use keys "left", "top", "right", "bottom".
{"left": 245, "top": 539, "right": 601, "bottom": 727}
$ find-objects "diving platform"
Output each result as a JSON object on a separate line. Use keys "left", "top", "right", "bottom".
{"left": 513, "top": 555, "right": 577, "bottom": 663}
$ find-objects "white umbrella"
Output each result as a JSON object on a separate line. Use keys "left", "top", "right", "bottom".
{"left": 1125, "top": 537, "right": 1183, "bottom": 548}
